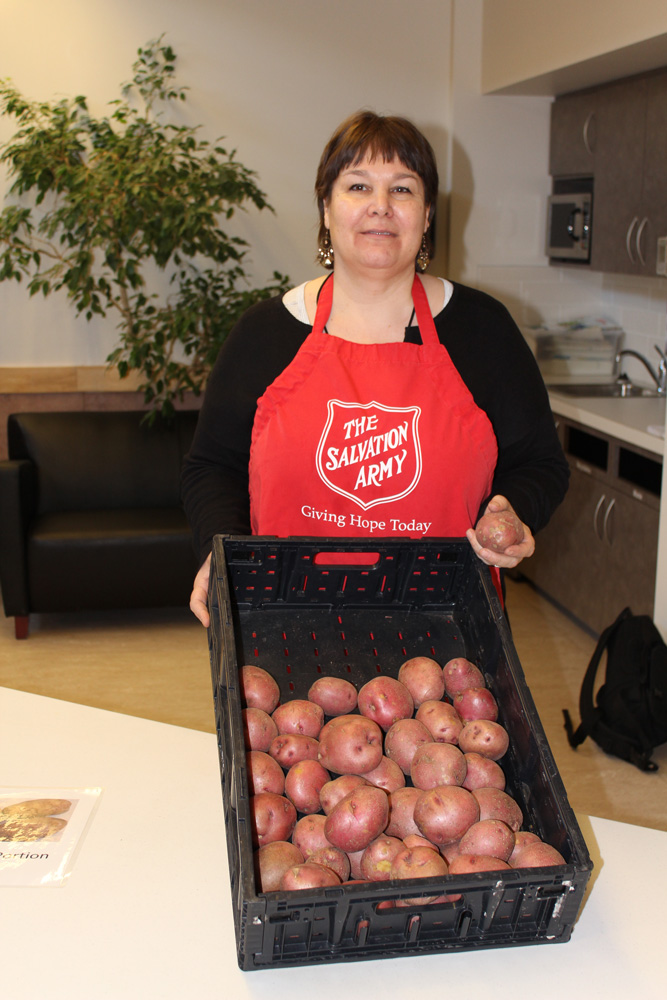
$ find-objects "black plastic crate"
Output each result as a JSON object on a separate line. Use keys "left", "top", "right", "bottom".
{"left": 207, "top": 535, "right": 593, "bottom": 971}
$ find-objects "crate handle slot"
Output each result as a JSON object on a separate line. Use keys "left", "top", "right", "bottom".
{"left": 312, "top": 551, "right": 380, "bottom": 566}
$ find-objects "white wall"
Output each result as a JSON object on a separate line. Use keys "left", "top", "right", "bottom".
{"left": 0, "top": 0, "right": 453, "bottom": 365}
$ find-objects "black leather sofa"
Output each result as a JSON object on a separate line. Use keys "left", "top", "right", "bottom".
{"left": 0, "top": 410, "right": 200, "bottom": 637}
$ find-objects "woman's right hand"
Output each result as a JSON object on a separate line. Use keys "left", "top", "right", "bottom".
{"left": 190, "top": 552, "right": 212, "bottom": 627}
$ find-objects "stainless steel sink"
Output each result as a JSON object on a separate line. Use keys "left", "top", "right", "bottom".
{"left": 547, "top": 382, "right": 661, "bottom": 398}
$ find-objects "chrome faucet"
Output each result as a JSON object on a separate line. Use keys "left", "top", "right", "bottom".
{"left": 615, "top": 345, "right": 667, "bottom": 395}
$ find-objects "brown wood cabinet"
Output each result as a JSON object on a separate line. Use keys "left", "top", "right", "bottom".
{"left": 550, "top": 68, "right": 667, "bottom": 278}
{"left": 519, "top": 417, "right": 661, "bottom": 635}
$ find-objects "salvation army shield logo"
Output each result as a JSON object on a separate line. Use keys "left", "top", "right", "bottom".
{"left": 315, "top": 400, "right": 422, "bottom": 510}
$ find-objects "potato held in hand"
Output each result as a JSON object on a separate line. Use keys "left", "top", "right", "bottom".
{"left": 475, "top": 510, "right": 524, "bottom": 554}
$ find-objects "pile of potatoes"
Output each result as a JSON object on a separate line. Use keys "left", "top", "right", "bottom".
{"left": 241, "top": 656, "right": 565, "bottom": 900}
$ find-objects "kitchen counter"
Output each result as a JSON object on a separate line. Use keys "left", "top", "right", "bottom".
{"left": 1, "top": 686, "right": 665, "bottom": 1000}
{"left": 547, "top": 388, "right": 665, "bottom": 456}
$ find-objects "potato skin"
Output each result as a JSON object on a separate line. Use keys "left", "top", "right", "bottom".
{"left": 308, "top": 677, "right": 358, "bottom": 716}
{"left": 510, "top": 841, "right": 566, "bottom": 868}
{"left": 255, "top": 841, "right": 304, "bottom": 892}
{"left": 359, "top": 755, "right": 406, "bottom": 793}
{"left": 410, "top": 742, "right": 467, "bottom": 790}
{"left": 413, "top": 785, "right": 480, "bottom": 846}
{"left": 318, "top": 715, "right": 383, "bottom": 775}
{"left": 284, "top": 759, "right": 331, "bottom": 815}
{"left": 458, "top": 719, "right": 509, "bottom": 760}
{"left": 272, "top": 699, "right": 324, "bottom": 738}
{"left": 461, "top": 752, "right": 506, "bottom": 791}
{"left": 324, "top": 785, "right": 389, "bottom": 853}
{"left": 458, "top": 818, "right": 515, "bottom": 862}
{"left": 246, "top": 750, "right": 285, "bottom": 795}
{"left": 448, "top": 854, "right": 511, "bottom": 874}
{"left": 269, "top": 734, "right": 320, "bottom": 768}
{"left": 385, "top": 786, "right": 422, "bottom": 840}
{"left": 280, "top": 862, "right": 341, "bottom": 890}
{"left": 475, "top": 510, "right": 524, "bottom": 553}
{"left": 292, "top": 813, "right": 330, "bottom": 858}
{"left": 239, "top": 664, "right": 280, "bottom": 714}
{"left": 397, "top": 657, "right": 445, "bottom": 707}
{"left": 242, "top": 707, "right": 279, "bottom": 751}
{"left": 357, "top": 676, "right": 414, "bottom": 732}
{"left": 250, "top": 792, "right": 297, "bottom": 848}
{"left": 442, "top": 658, "right": 485, "bottom": 697}
{"left": 453, "top": 687, "right": 499, "bottom": 723}
{"left": 472, "top": 787, "right": 523, "bottom": 831}
{"left": 384, "top": 718, "right": 434, "bottom": 774}
{"left": 415, "top": 700, "right": 463, "bottom": 745}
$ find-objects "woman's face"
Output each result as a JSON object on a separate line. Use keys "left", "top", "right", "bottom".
{"left": 323, "top": 154, "right": 430, "bottom": 278}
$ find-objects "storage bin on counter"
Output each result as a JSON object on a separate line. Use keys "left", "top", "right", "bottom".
{"left": 207, "top": 535, "right": 593, "bottom": 971}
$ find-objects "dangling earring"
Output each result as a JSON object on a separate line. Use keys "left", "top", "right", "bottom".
{"left": 317, "top": 229, "right": 335, "bottom": 269}
{"left": 416, "top": 234, "right": 430, "bottom": 273}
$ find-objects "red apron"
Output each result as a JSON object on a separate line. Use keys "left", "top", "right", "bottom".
{"left": 249, "top": 275, "right": 498, "bottom": 545}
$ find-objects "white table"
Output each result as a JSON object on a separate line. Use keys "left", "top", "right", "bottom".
{"left": 1, "top": 686, "right": 665, "bottom": 999}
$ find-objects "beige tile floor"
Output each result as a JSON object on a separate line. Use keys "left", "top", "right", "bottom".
{"left": 1, "top": 578, "right": 665, "bottom": 831}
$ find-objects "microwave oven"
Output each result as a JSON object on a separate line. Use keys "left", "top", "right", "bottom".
{"left": 546, "top": 192, "right": 592, "bottom": 262}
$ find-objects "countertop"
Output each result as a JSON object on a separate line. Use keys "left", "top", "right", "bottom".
{"left": 547, "top": 386, "right": 666, "bottom": 456}
{"left": 1, "top": 686, "right": 665, "bottom": 1000}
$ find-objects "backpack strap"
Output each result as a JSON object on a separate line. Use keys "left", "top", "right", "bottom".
{"left": 563, "top": 607, "right": 632, "bottom": 749}
{"left": 563, "top": 607, "right": 659, "bottom": 771}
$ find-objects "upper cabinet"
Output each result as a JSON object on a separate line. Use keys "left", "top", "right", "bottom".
{"left": 550, "top": 68, "right": 667, "bottom": 277}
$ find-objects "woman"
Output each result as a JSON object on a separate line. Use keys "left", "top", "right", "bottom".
{"left": 182, "top": 111, "right": 568, "bottom": 627}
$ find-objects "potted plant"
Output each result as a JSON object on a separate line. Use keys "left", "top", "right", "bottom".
{"left": 0, "top": 36, "right": 288, "bottom": 417}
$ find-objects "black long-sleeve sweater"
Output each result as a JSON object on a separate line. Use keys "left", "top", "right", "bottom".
{"left": 182, "top": 280, "right": 569, "bottom": 564}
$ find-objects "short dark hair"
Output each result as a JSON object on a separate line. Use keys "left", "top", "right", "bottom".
{"left": 314, "top": 110, "right": 439, "bottom": 250}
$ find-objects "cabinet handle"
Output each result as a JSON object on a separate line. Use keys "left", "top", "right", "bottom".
{"left": 603, "top": 497, "right": 615, "bottom": 546}
{"left": 593, "top": 494, "right": 606, "bottom": 541}
{"left": 626, "top": 217, "right": 638, "bottom": 263}
{"left": 636, "top": 217, "right": 647, "bottom": 267}
{"left": 583, "top": 112, "right": 595, "bottom": 155}
{"left": 575, "top": 460, "right": 592, "bottom": 475}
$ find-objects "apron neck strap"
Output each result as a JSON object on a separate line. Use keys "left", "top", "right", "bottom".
{"left": 312, "top": 274, "right": 439, "bottom": 345}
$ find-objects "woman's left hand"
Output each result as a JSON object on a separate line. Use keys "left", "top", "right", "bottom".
{"left": 465, "top": 495, "right": 535, "bottom": 569}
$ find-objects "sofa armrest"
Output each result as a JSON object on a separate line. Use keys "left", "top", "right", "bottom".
{"left": 0, "top": 459, "right": 37, "bottom": 616}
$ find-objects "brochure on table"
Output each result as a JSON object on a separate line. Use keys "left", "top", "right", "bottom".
{"left": 0, "top": 787, "right": 102, "bottom": 887}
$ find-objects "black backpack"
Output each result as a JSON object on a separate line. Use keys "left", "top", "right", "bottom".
{"left": 563, "top": 607, "right": 667, "bottom": 771}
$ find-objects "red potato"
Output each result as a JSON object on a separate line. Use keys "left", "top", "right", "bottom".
{"left": 415, "top": 700, "right": 463, "bottom": 745}
{"left": 397, "top": 656, "right": 445, "bottom": 707}
{"left": 472, "top": 787, "right": 523, "bottom": 831}
{"left": 246, "top": 750, "right": 285, "bottom": 796}
{"left": 384, "top": 718, "right": 434, "bottom": 774}
{"left": 359, "top": 755, "right": 406, "bottom": 793}
{"left": 359, "top": 835, "right": 405, "bottom": 881}
{"left": 307, "top": 676, "right": 358, "bottom": 716}
{"left": 458, "top": 819, "right": 515, "bottom": 862}
{"left": 458, "top": 719, "right": 509, "bottom": 760}
{"left": 317, "top": 715, "right": 383, "bottom": 775}
{"left": 291, "top": 813, "right": 330, "bottom": 858}
{"left": 346, "top": 849, "right": 366, "bottom": 881}
{"left": 385, "top": 786, "right": 422, "bottom": 839}
{"left": 510, "top": 841, "right": 566, "bottom": 868}
{"left": 403, "top": 834, "right": 439, "bottom": 851}
{"left": 357, "top": 676, "right": 414, "bottom": 732}
{"left": 324, "top": 785, "right": 389, "bottom": 853}
{"left": 390, "top": 846, "right": 449, "bottom": 905}
{"left": 413, "top": 785, "right": 480, "bottom": 846}
{"left": 272, "top": 699, "right": 324, "bottom": 738}
{"left": 239, "top": 664, "right": 281, "bottom": 714}
{"left": 242, "top": 707, "right": 279, "bottom": 751}
{"left": 442, "top": 657, "right": 486, "bottom": 697}
{"left": 254, "top": 840, "right": 304, "bottom": 892}
{"left": 280, "top": 862, "right": 341, "bottom": 890}
{"left": 448, "top": 854, "right": 511, "bottom": 874}
{"left": 307, "top": 845, "right": 350, "bottom": 882}
{"left": 284, "top": 759, "right": 331, "bottom": 815}
{"left": 250, "top": 792, "right": 297, "bottom": 848}
{"left": 475, "top": 510, "right": 524, "bottom": 553}
{"left": 461, "top": 752, "right": 506, "bottom": 791}
{"left": 269, "top": 734, "right": 320, "bottom": 768}
{"left": 453, "top": 687, "right": 499, "bottom": 724}
{"left": 319, "top": 774, "right": 369, "bottom": 815}
{"left": 410, "top": 742, "right": 467, "bottom": 790}
{"left": 508, "top": 831, "right": 541, "bottom": 866}
{"left": 439, "top": 839, "right": 462, "bottom": 864}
